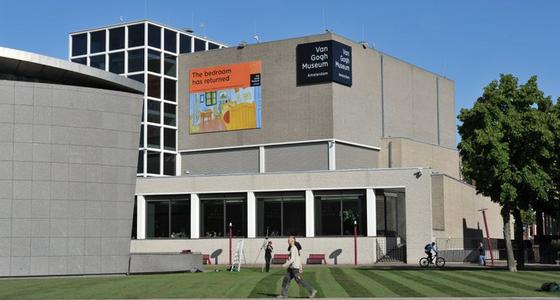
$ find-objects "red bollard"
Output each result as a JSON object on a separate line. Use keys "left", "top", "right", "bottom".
{"left": 354, "top": 220, "right": 357, "bottom": 266}
{"left": 229, "top": 222, "right": 232, "bottom": 266}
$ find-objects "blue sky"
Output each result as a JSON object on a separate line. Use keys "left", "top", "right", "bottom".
{"left": 1, "top": 0, "right": 559, "bottom": 142}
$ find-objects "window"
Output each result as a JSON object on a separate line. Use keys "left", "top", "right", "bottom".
{"left": 132, "top": 198, "right": 137, "bottom": 239}
{"left": 71, "top": 57, "right": 86, "bottom": 65}
{"left": 147, "top": 125, "right": 160, "bottom": 148}
{"left": 200, "top": 194, "right": 247, "bottom": 238}
{"left": 376, "top": 191, "right": 405, "bottom": 237}
{"left": 164, "top": 29, "right": 176, "bottom": 52}
{"left": 148, "top": 50, "right": 161, "bottom": 73}
{"left": 139, "top": 125, "right": 144, "bottom": 147}
{"left": 194, "top": 38, "right": 206, "bottom": 51}
{"left": 179, "top": 34, "right": 192, "bottom": 53}
{"left": 89, "top": 55, "right": 105, "bottom": 70}
{"left": 147, "top": 100, "right": 160, "bottom": 123}
{"left": 256, "top": 192, "right": 306, "bottom": 237}
{"left": 127, "top": 49, "right": 144, "bottom": 73}
{"left": 314, "top": 190, "right": 366, "bottom": 236}
{"left": 163, "top": 54, "right": 176, "bottom": 77}
{"left": 137, "top": 150, "right": 144, "bottom": 174}
{"left": 163, "top": 153, "right": 175, "bottom": 176}
{"left": 147, "top": 151, "right": 160, "bottom": 174}
{"left": 109, "top": 27, "right": 125, "bottom": 50}
{"left": 128, "top": 24, "right": 145, "bottom": 47}
{"left": 71, "top": 33, "right": 87, "bottom": 56}
{"left": 163, "top": 128, "right": 175, "bottom": 151}
{"left": 208, "top": 43, "right": 220, "bottom": 50}
{"left": 128, "top": 74, "right": 144, "bottom": 83}
{"left": 146, "top": 195, "right": 190, "bottom": 238}
{"left": 148, "top": 24, "right": 161, "bottom": 48}
{"left": 163, "top": 103, "right": 176, "bottom": 126}
{"left": 164, "top": 78, "right": 176, "bottom": 102}
{"left": 148, "top": 75, "right": 161, "bottom": 98}
{"left": 90, "top": 30, "right": 106, "bottom": 53}
{"left": 205, "top": 91, "right": 217, "bottom": 106}
{"left": 109, "top": 52, "right": 125, "bottom": 74}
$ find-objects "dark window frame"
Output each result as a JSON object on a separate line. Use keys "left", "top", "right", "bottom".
{"left": 256, "top": 192, "right": 306, "bottom": 237}
{"left": 314, "top": 190, "right": 367, "bottom": 237}
{"left": 145, "top": 195, "right": 191, "bottom": 239}
{"left": 200, "top": 194, "right": 247, "bottom": 238}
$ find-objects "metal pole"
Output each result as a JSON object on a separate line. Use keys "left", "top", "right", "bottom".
{"left": 480, "top": 209, "right": 494, "bottom": 266}
{"left": 229, "top": 222, "right": 232, "bottom": 266}
{"left": 354, "top": 220, "right": 357, "bottom": 266}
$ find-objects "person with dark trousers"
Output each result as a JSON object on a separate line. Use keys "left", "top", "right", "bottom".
{"left": 265, "top": 241, "right": 273, "bottom": 272}
{"left": 278, "top": 236, "right": 317, "bottom": 298}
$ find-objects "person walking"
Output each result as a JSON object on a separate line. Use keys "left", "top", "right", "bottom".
{"left": 278, "top": 236, "right": 317, "bottom": 298}
{"left": 478, "top": 242, "right": 486, "bottom": 266}
{"left": 265, "top": 241, "right": 273, "bottom": 272}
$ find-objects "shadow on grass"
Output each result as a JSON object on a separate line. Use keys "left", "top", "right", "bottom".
{"left": 359, "top": 265, "right": 560, "bottom": 271}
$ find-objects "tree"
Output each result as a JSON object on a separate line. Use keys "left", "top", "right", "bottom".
{"left": 458, "top": 74, "right": 556, "bottom": 271}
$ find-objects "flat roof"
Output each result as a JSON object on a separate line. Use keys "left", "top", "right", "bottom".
{"left": 0, "top": 47, "right": 144, "bottom": 94}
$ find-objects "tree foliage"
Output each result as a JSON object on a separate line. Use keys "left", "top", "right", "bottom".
{"left": 458, "top": 74, "right": 558, "bottom": 271}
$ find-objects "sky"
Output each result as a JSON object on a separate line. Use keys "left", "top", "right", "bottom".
{"left": 1, "top": 0, "right": 559, "bottom": 142}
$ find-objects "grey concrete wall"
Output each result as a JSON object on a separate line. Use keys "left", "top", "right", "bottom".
{"left": 129, "top": 253, "right": 202, "bottom": 273}
{"left": 136, "top": 168, "right": 433, "bottom": 264}
{"left": 266, "top": 143, "right": 328, "bottom": 172}
{"left": 431, "top": 175, "right": 445, "bottom": 231}
{"left": 0, "top": 80, "right": 142, "bottom": 276}
{"left": 178, "top": 34, "right": 335, "bottom": 151}
{"left": 182, "top": 148, "right": 259, "bottom": 175}
{"left": 336, "top": 143, "right": 378, "bottom": 170}
{"left": 379, "top": 137, "right": 460, "bottom": 178}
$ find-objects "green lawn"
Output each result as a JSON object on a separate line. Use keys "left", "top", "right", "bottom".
{"left": 1, "top": 267, "right": 559, "bottom": 299}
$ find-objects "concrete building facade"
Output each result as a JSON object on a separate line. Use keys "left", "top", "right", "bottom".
{"left": 0, "top": 47, "right": 143, "bottom": 276}
{"left": 131, "top": 32, "right": 504, "bottom": 265}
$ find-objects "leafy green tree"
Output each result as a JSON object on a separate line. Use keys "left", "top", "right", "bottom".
{"left": 458, "top": 74, "right": 556, "bottom": 271}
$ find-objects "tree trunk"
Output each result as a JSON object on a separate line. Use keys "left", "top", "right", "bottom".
{"left": 501, "top": 204, "right": 517, "bottom": 272}
{"left": 535, "top": 209, "right": 544, "bottom": 263}
{"left": 513, "top": 209, "right": 525, "bottom": 270}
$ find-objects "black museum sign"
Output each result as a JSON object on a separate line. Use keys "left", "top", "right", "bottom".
{"left": 296, "top": 40, "right": 352, "bottom": 87}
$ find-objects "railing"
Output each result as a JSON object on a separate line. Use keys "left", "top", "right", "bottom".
{"left": 376, "top": 237, "right": 406, "bottom": 263}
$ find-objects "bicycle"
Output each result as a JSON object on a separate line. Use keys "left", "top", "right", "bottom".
{"left": 419, "top": 253, "right": 446, "bottom": 268}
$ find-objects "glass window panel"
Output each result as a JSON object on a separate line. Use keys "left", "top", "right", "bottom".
{"left": 226, "top": 201, "right": 246, "bottom": 237}
{"left": 137, "top": 150, "right": 144, "bottom": 174}
{"left": 127, "top": 49, "right": 144, "bottom": 73}
{"left": 385, "top": 195, "right": 398, "bottom": 237}
{"left": 146, "top": 200, "right": 169, "bottom": 238}
{"left": 163, "top": 128, "right": 175, "bottom": 151}
{"left": 318, "top": 199, "right": 340, "bottom": 235}
{"left": 208, "top": 43, "right": 220, "bottom": 50}
{"left": 148, "top": 24, "right": 161, "bottom": 48}
{"left": 89, "top": 55, "right": 105, "bottom": 70}
{"left": 128, "top": 74, "right": 144, "bottom": 83}
{"left": 201, "top": 200, "right": 224, "bottom": 238}
{"left": 376, "top": 194, "right": 385, "bottom": 236}
{"left": 71, "top": 57, "right": 86, "bottom": 65}
{"left": 131, "top": 198, "right": 137, "bottom": 238}
{"left": 259, "top": 200, "right": 281, "bottom": 237}
{"left": 180, "top": 34, "right": 192, "bottom": 53}
{"left": 164, "top": 29, "right": 177, "bottom": 52}
{"left": 147, "top": 100, "right": 160, "bottom": 123}
{"left": 164, "top": 78, "right": 176, "bottom": 102}
{"left": 109, "top": 27, "right": 125, "bottom": 50}
{"left": 194, "top": 38, "right": 206, "bottom": 51}
{"left": 148, "top": 50, "right": 161, "bottom": 73}
{"left": 128, "top": 24, "right": 144, "bottom": 47}
{"left": 147, "top": 125, "right": 160, "bottom": 148}
{"left": 342, "top": 200, "right": 359, "bottom": 235}
{"left": 90, "top": 30, "right": 106, "bottom": 53}
{"left": 108, "top": 52, "right": 125, "bottom": 74}
{"left": 283, "top": 200, "right": 306, "bottom": 236}
{"left": 71, "top": 33, "right": 87, "bottom": 56}
{"left": 170, "top": 199, "right": 189, "bottom": 238}
{"left": 163, "top": 103, "right": 176, "bottom": 126}
{"left": 147, "top": 75, "right": 161, "bottom": 98}
{"left": 163, "top": 153, "right": 175, "bottom": 176}
{"left": 315, "top": 190, "right": 366, "bottom": 236}
{"left": 139, "top": 125, "right": 144, "bottom": 147}
{"left": 146, "top": 151, "right": 160, "bottom": 174}
{"left": 163, "top": 54, "right": 176, "bottom": 77}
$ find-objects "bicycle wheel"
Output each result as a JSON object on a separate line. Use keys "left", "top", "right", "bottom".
{"left": 419, "top": 257, "right": 429, "bottom": 267}
{"left": 435, "top": 257, "right": 446, "bottom": 268}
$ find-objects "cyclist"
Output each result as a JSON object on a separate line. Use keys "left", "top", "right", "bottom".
{"left": 424, "top": 242, "right": 437, "bottom": 263}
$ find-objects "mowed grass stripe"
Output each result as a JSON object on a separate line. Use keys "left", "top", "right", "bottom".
{"left": 508, "top": 271, "right": 560, "bottom": 285}
{"left": 313, "top": 267, "right": 349, "bottom": 297}
{"left": 421, "top": 270, "right": 494, "bottom": 297}
{"left": 248, "top": 270, "right": 283, "bottom": 298}
{"left": 345, "top": 268, "right": 399, "bottom": 297}
{"left": 378, "top": 271, "right": 443, "bottom": 297}
{"left": 398, "top": 270, "right": 474, "bottom": 297}
{"left": 358, "top": 270, "right": 424, "bottom": 297}
{"left": 301, "top": 271, "right": 323, "bottom": 298}
{"left": 523, "top": 271, "right": 560, "bottom": 281}
{"left": 330, "top": 268, "right": 371, "bottom": 297}
{"left": 436, "top": 271, "right": 512, "bottom": 295}
{"left": 461, "top": 271, "right": 541, "bottom": 292}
